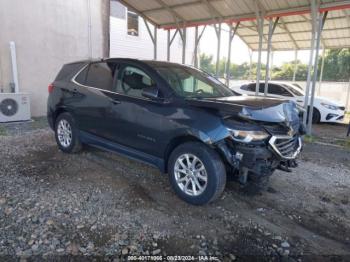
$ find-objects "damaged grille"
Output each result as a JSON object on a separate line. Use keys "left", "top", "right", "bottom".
{"left": 269, "top": 135, "right": 302, "bottom": 159}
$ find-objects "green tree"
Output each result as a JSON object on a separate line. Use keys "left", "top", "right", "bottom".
{"left": 320, "top": 48, "right": 350, "bottom": 81}
{"left": 199, "top": 54, "right": 215, "bottom": 75}
{"left": 199, "top": 49, "right": 350, "bottom": 82}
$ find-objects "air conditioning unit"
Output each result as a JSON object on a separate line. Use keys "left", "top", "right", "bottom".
{"left": 0, "top": 93, "right": 31, "bottom": 123}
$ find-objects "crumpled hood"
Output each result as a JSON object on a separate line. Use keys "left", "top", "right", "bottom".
{"left": 187, "top": 96, "right": 300, "bottom": 124}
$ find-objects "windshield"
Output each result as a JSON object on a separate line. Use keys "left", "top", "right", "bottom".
{"left": 154, "top": 65, "right": 234, "bottom": 98}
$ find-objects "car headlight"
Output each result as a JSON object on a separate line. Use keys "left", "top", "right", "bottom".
{"left": 321, "top": 102, "right": 339, "bottom": 111}
{"left": 229, "top": 129, "right": 269, "bottom": 143}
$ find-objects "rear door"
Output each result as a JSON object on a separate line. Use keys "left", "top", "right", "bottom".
{"left": 72, "top": 61, "right": 120, "bottom": 140}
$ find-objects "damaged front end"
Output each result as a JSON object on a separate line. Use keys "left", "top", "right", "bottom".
{"left": 215, "top": 101, "right": 305, "bottom": 185}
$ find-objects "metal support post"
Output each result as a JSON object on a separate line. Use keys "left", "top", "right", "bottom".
{"left": 226, "top": 22, "right": 240, "bottom": 86}
{"left": 255, "top": 14, "right": 264, "bottom": 96}
{"left": 144, "top": 18, "right": 157, "bottom": 60}
{"left": 154, "top": 26, "right": 157, "bottom": 60}
{"left": 167, "top": 29, "right": 179, "bottom": 62}
{"left": 292, "top": 50, "right": 298, "bottom": 82}
{"left": 248, "top": 50, "right": 253, "bottom": 81}
{"left": 307, "top": 11, "right": 328, "bottom": 134}
{"left": 270, "top": 51, "right": 274, "bottom": 80}
{"left": 193, "top": 26, "right": 206, "bottom": 68}
{"left": 215, "top": 23, "right": 222, "bottom": 77}
{"left": 167, "top": 30, "right": 170, "bottom": 61}
{"left": 303, "top": 0, "right": 317, "bottom": 126}
{"left": 346, "top": 77, "right": 350, "bottom": 112}
{"left": 264, "top": 17, "right": 279, "bottom": 96}
{"left": 194, "top": 26, "right": 199, "bottom": 67}
{"left": 182, "top": 27, "right": 187, "bottom": 64}
{"left": 318, "top": 47, "right": 326, "bottom": 96}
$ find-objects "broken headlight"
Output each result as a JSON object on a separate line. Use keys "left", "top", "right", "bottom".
{"left": 229, "top": 129, "right": 269, "bottom": 143}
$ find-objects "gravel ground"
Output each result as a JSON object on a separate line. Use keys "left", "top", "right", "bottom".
{"left": 0, "top": 119, "right": 350, "bottom": 261}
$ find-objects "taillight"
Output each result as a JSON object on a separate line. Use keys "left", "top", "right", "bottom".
{"left": 48, "top": 83, "right": 54, "bottom": 93}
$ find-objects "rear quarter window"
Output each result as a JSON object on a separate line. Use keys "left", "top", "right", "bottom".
{"left": 55, "top": 62, "right": 86, "bottom": 81}
{"left": 75, "top": 66, "right": 89, "bottom": 85}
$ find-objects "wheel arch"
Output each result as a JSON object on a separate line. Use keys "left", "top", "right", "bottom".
{"left": 53, "top": 107, "right": 74, "bottom": 127}
{"left": 163, "top": 135, "right": 204, "bottom": 173}
{"left": 307, "top": 106, "right": 321, "bottom": 123}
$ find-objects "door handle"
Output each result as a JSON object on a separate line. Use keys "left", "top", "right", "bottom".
{"left": 110, "top": 98, "right": 121, "bottom": 105}
{"left": 72, "top": 88, "right": 78, "bottom": 95}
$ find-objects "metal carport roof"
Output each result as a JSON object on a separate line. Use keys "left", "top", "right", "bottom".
{"left": 119, "top": 0, "right": 350, "bottom": 50}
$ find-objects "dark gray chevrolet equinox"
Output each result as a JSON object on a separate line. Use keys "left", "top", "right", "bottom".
{"left": 47, "top": 58, "right": 304, "bottom": 205}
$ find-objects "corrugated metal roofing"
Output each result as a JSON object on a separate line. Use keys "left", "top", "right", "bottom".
{"left": 119, "top": 0, "right": 350, "bottom": 50}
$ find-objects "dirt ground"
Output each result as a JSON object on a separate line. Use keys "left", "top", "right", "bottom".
{"left": 0, "top": 119, "right": 350, "bottom": 261}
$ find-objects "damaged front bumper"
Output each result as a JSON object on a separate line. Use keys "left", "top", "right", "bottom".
{"left": 216, "top": 135, "right": 302, "bottom": 184}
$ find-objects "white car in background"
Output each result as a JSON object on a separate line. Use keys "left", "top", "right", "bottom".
{"left": 232, "top": 81, "right": 345, "bottom": 123}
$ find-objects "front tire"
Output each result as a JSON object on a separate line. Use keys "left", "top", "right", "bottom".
{"left": 55, "top": 112, "right": 82, "bottom": 153}
{"left": 307, "top": 107, "right": 321, "bottom": 124}
{"left": 168, "top": 142, "right": 226, "bottom": 205}
{"left": 312, "top": 108, "right": 321, "bottom": 124}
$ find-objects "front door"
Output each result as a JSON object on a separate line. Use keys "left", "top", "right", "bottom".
{"left": 107, "top": 64, "right": 166, "bottom": 157}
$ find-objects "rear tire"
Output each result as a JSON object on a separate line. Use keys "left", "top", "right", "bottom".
{"left": 54, "top": 112, "right": 82, "bottom": 153}
{"left": 168, "top": 142, "right": 226, "bottom": 205}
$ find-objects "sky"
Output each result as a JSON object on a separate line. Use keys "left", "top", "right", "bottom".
{"left": 199, "top": 25, "right": 313, "bottom": 67}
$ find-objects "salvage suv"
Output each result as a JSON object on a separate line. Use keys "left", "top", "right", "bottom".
{"left": 47, "top": 58, "right": 304, "bottom": 205}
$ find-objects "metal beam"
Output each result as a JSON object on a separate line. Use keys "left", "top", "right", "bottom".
{"left": 138, "top": 0, "right": 350, "bottom": 29}
{"left": 142, "top": 0, "right": 350, "bottom": 19}
{"left": 246, "top": 36, "right": 350, "bottom": 46}
{"left": 154, "top": 0, "right": 186, "bottom": 24}
{"left": 277, "top": 18, "right": 299, "bottom": 49}
{"left": 201, "top": 0, "right": 223, "bottom": 21}
{"left": 143, "top": 0, "right": 222, "bottom": 14}
{"left": 118, "top": 0, "right": 159, "bottom": 26}
{"left": 307, "top": 11, "right": 328, "bottom": 134}
{"left": 264, "top": 17, "right": 279, "bottom": 96}
{"left": 227, "top": 17, "right": 349, "bottom": 32}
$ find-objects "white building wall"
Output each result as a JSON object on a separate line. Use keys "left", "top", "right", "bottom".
{"left": 110, "top": 2, "right": 195, "bottom": 65}
{"left": 0, "top": 0, "right": 107, "bottom": 116}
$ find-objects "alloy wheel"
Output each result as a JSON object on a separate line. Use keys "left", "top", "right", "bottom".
{"left": 174, "top": 153, "right": 208, "bottom": 196}
{"left": 57, "top": 119, "right": 72, "bottom": 147}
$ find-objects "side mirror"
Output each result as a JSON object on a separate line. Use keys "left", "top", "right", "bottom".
{"left": 142, "top": 86, "right": 160, "bottom": 100}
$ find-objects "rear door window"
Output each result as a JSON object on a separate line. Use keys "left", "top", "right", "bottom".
{"left": 269, "top": 84, "right": 293, "bottom": 97}
{"left": 241, "top": 83, "right": 255, "bottom": 92}
{"left": 84, "top": 62, "right": 116, "bottom": 92}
